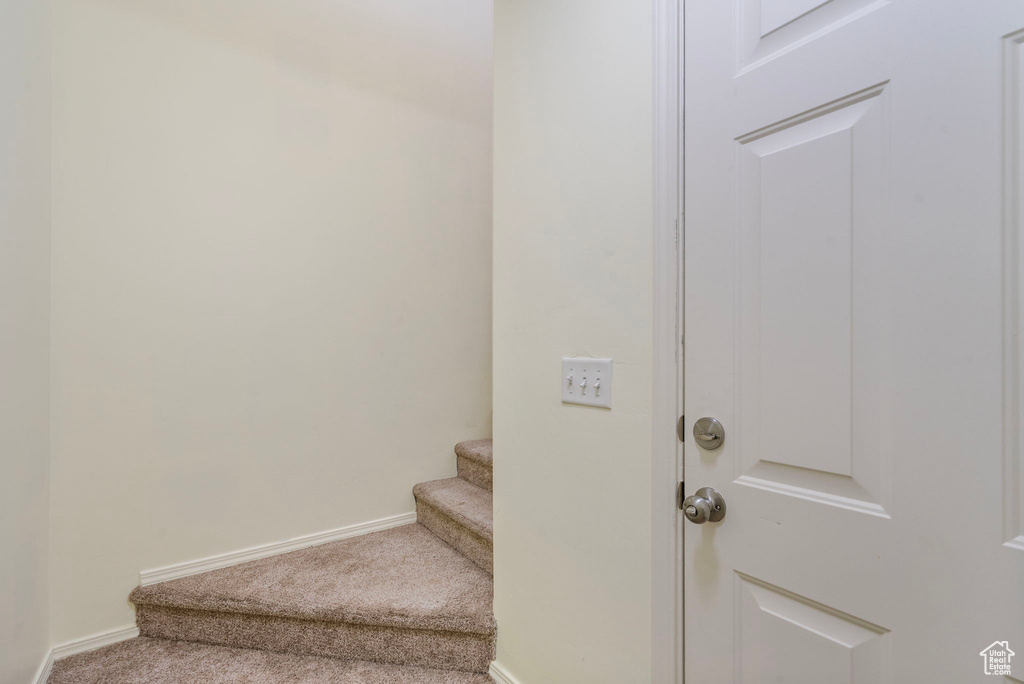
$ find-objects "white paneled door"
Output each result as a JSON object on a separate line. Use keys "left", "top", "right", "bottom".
{"left": 684, "top": 0, "right": 1024, "bottom": 681}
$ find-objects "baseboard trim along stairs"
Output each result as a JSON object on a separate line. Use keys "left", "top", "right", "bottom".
{"left": 139, "top": 512, "right": 418, "bottom": 586}
{"left": 488, "top": 661, "right": 523, "bottom": 684}
{"left": 34, "top": 626, "right": 141, "bottom": 684}
{"left": 44, "top": 439, "right": 497, "bottom": 683}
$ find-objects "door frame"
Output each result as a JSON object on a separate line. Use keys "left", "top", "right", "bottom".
{"left": 651, "top": 0, "right": 683, "bottom": 681}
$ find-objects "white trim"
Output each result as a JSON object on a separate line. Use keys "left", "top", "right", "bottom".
{"left": 489, "top": 661, "right": 523, "bottom": 684}
{"left": 139, "top": 512, "right": 417, "bottom": 586}
{"left": 53, "top": 626, "right": 140, "bottom": 659}
{"left": 652, "top": 0, "right": 683, "bottom": 682}
{"left": 32, "top": 649, "right": 54, "bottom": 684}
{"left": 34, "top": 626, "right": 140, "bottom": 684}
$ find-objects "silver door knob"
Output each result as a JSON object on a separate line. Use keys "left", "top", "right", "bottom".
{"left": 682, "top": 487, "right": 726, "bottom": 524}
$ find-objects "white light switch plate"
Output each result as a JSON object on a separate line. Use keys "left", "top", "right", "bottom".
{"left": 562, "top": 357, "right": 612, "bottom": 408}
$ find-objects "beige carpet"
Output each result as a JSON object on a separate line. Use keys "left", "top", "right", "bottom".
{"left": 48, "top": 637, "right": 494, "bottom": 683}
{"left": 130, "top": 523, "right": 494, "bottom": 635}
{"left": 49, "top": 440, "right": 496, "bottom": 682}
{"left": 414, "top": 477, "right": 493, "bottom": 573}
{"left": 455, "top": 439, "right": 493, "bottom": 491}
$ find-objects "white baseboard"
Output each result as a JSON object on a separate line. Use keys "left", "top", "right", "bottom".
{"left": 32, "top": 649, "right": 54, "bottom": 684}
{"left": 34, "top": 626, "right": 140, "bottom": 684}
{"left": 139, "top": 511, "right": 417, "bottom": 586}
{"left": 489, "top": 661, "right": 523, "bottom": 684}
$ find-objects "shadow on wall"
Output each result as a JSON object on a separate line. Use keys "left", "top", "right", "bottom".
{"left": 82, "top": 0, "right": 490, "bottom": 123}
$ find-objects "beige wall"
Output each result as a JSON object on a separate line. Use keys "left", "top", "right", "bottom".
{"left": 50, "top": 0, "right": 493, "bottom": 642}
{"left": 493, "top": 1, "right": 655, "bottom": 682}
{"left": 0, "top": 0, "right": 51, "bottom": 680}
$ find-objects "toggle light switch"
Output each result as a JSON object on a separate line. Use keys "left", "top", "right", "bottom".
{"left": 561, "top": 357, "right": 612, "bottom": 409}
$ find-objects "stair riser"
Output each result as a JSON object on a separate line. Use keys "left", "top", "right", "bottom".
{"left": 456, "top": 456, "right": 492, "bottom": 492}
{"left": 416, "top": 501, "right": 493, "bottom": 575}
{"left": 135, "top": 605, "right": 495, "bottom": 674}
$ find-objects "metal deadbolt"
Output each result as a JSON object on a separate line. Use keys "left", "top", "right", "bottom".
{"left": 682, "top": 487, "right": 726, "bottom": 524}
{"left": 692, "top": 417, "right": 725, "bottom": 450}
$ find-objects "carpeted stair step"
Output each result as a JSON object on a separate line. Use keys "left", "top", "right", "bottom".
{"left": 413, "top": 477, "right": 493, "bottom": 574}
{"left": 128, "top": 524, "right": 495, "bottom": 674}
{"left": 455, "top": 439, "right": 492, "bottom": 492}
{"left": 48, "top": 637, "right": 494, "bottom": 683}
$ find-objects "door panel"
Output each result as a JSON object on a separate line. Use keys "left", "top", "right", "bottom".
{"left": 736, "top": 84, "right": 891, "bottom": 517}
{"left": 685, "top": 0, "right": 1024, "bottom": 681}
{"left": 736, "top": 573, "right": 889, "bottom": 684}
{"left": 735, "top": 0, "right": 889, "bottom": 75}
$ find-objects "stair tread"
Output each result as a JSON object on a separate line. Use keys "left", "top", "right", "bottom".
{"left": 413, "top": 478, "right": 493, "bottom": 542}
{"left": 48, "top": 637, "right": 494, "bottom": 684}
{"left": 130, "top": 524, "right": 494, "bottom": 636}
{"left": 454, "top": 440, "right": 492, "bottom": 470}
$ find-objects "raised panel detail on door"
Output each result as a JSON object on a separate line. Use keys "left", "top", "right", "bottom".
{"left": 734, "top": 84, "right": 891, "bottom": 518}
{"left": 736, "top": 0, "right": 889, "bottom": 74}
{"left": 1004, "top": 30, "right": 1024, "bottom": 552}
{"left": 736, "top": 573, "right": 890, "bottom": 684}
{"left": 760, "top": 0, "right": 831, "bottom": 36}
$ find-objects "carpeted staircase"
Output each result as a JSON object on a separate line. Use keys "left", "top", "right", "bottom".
{"left": 48, "top": 440, "right": 496, "bottom": 683}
